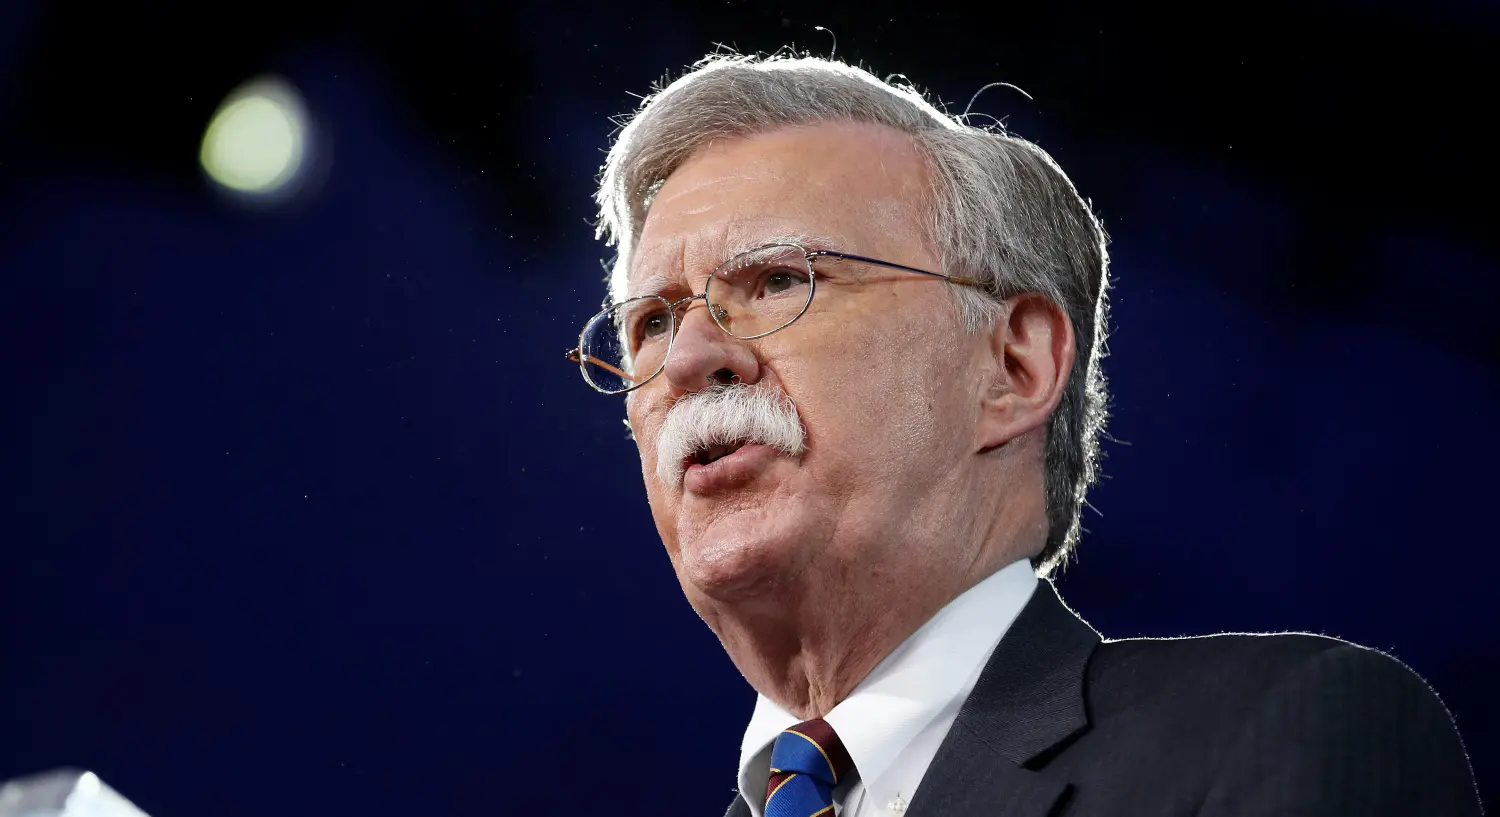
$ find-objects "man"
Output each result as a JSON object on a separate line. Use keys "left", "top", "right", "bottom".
{"left": 566, "top": 53, "right": 1482, "bottom": 816}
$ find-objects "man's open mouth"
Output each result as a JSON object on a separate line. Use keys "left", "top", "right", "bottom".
{"left": 690, "top": 441, "right": 746, "bottom": 467}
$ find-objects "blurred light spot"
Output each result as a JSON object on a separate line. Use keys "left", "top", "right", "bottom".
{"left": 75, "top": 771, "right": 101, "bottom": 797}
{"left": 200, "top": 76, "right": 310, "bottom": 197}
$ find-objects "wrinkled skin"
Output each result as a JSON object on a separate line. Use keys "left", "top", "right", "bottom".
{"left": 622, "top": 121, "right": 1074, "bottom": 717}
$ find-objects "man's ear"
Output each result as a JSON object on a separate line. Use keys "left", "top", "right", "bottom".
{"left": 977, "top": 292, "right": 1075, "bottom": 452}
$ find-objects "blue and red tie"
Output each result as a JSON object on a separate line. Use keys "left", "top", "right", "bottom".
{"left": 764, "top": 719, "right": 855, "bottom": 817}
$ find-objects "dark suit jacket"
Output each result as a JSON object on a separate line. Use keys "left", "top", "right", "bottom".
{"left": 723, "top": 581, "right": 1483, "bottom": 817}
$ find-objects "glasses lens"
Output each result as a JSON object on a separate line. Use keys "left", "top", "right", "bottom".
{"left": 577, "top": 296, "right": 673, "bottom": 393}
{"left": 706, "top": 244, "right": 814, "bottom": 338}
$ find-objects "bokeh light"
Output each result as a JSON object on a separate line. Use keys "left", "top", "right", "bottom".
{"left": 200, "top": 76, "right": 310, "bottom": 197}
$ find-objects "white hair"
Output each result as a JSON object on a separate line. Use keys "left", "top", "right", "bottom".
{"left": 655, "top": 383, "right": 806, "bottom": 487}
{"left": 596, "top": 52, "right": 1110, "bottom": 576}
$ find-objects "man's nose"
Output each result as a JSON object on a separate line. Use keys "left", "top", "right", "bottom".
{"left": 663, "top": 302, "right": 760, "bottom": 392}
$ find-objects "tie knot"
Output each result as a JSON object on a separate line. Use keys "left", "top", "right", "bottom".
{"left": 769, "top": 719, "right": 854, "bottom": 787}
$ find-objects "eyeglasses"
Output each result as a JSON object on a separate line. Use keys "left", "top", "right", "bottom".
{"left": 565, "top": 242, "right": 982, "bottom": 395}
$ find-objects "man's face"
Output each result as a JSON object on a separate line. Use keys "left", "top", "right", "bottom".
{"left": 624, "top": 121, "right": 991, "bottom": 614}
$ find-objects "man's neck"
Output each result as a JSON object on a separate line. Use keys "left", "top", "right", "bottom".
{"left": 719, "top": 612, "right": 905, "bottom": 719}
{"left": 714, "top": 546, "right": 1023, "bottom": 719}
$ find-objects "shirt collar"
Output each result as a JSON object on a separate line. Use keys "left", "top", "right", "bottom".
{"left": 736, "top": 559, "right": 1038, "bottom": 815}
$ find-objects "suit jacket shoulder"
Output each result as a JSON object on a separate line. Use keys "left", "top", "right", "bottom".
{"left": 1083, "top": 630, "right": 1353, "bottom": 729}
{"left": 911, "top": 586, "right": 1482, "bottom": 817}
{"left": 724, "top": 586, "right": 1483, "bottom": 817}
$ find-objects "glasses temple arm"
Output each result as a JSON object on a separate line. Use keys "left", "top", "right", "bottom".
{"left": 809, "top": 251, "right": 984, "bottom": 288}
{"left": 566, "top": 349, "right": 648, "bottom": 383}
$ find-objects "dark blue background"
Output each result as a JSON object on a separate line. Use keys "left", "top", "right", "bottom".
{"left": 2, "top": 1, "right": 1494, "bottom": 814}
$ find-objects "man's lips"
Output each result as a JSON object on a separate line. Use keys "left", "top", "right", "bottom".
{"left": 682, "top": 443, "right": 779, "bottom": 494}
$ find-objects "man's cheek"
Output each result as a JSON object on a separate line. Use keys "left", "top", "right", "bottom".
{"left": 634, "top": 430, "right": 667, "bottom": 486}
{"left": 633, "top": 420, "right": 659, "bottom": 460}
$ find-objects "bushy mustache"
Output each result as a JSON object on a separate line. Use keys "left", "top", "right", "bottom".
{"left": 655, "top": 382, "right": 806, "bottom": 486}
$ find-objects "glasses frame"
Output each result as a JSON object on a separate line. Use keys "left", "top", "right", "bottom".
{"left": 565, "top": 243, "right": 984, "bottom": 395}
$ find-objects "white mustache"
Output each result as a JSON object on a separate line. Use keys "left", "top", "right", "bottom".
{"left": 655, "top": 382, "right": 806, "bottom": 486}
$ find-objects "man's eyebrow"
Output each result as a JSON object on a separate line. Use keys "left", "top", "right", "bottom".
{"left": 626, "top": 270, "right": 675, "bottom": 301}
{"left": 725, "top": 232, "right": 844, "bottom": 256}
{"left": 624, "top": 232, "right": 846, "bottom": 300}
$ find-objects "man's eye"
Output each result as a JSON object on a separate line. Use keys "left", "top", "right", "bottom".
{"left": 762, "top": 267, "right": 809, "bottom": 296}
{"left": 635, "top": 311, "right": 670, "bottom": 343}
{"left": 639, "top": 311, "right": 669, "bottom": 337}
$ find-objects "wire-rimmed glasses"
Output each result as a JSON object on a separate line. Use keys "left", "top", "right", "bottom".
{"left": 565, "top": 242, "right": 982, "bottom": 395}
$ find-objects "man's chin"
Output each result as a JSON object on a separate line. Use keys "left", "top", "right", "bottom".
{"left": 674, "top": 524, "right": 809, "bottom": 604}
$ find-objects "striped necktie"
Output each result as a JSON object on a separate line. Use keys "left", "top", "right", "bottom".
{"left": 765, "top": 719, "right": 855, "bottom": 817}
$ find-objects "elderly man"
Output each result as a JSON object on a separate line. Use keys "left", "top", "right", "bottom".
{"left": 565, "top": 54, "right": 1481, "bottom": 817}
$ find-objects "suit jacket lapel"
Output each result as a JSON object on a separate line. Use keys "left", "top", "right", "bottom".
{"left": 718, "top": 580, "right": 1099, "bottom": 817}
{"left": 904, "top": 579, "right": 1100, "bottom": 817}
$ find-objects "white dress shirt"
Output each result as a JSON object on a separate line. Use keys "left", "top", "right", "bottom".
{"left": 735, "top": 558, "right": 1038, "bottom": 817}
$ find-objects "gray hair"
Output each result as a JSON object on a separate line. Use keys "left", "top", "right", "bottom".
{"left": 594, "top": 53, "right": 1110, "bottom": 576}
